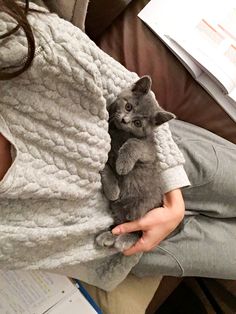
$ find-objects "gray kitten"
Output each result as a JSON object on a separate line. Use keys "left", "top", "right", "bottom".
{"left": 96, "top": 76, "right": 175, "bottom": 251}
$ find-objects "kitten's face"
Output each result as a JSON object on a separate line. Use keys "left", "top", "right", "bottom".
{"left": 109, "top": 76, "right": 175, "bottom": 138}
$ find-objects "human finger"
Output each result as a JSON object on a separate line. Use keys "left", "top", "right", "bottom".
{"left": 112, "top": 219, "right": 143, "bottom": 235}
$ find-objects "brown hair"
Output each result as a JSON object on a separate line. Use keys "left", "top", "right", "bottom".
{"left": 0, "top": 0, "right": 35, "bottom": 80}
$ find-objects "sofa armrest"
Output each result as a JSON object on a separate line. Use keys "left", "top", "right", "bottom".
{"left": 42, "top": 0, "right": 89, "bottom": 31}
{"left": 85, "top": 0, "right": 133, "bottom": 39}
{"left": 38, "top": 0, "right": 132, "bottom": 36}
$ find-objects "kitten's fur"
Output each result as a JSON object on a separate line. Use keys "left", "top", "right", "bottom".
{"left": 96, "top": 76, "right": 175, "bottom": 251}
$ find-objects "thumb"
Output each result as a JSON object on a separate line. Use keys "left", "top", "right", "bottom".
{"left": 112, "top": 220, "right": 143, "bottom": 235}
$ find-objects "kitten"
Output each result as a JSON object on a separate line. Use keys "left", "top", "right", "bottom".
{"left": 96, "top": 76, "right": 175, "bottom": 251}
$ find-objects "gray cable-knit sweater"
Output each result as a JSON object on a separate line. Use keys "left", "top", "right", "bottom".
{"left": 0, "top": 5, "right": 190, "bottom": 290}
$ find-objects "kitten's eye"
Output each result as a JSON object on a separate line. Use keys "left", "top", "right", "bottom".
{"left": 125, "top": 103, "right": 132, "bottom": 111}
{"left": 134, "top": 120, "right": 142, "bottom": 128}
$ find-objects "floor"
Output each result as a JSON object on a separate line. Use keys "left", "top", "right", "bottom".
{"left": 156, "top": 278, "right": 236, "bottom": 314}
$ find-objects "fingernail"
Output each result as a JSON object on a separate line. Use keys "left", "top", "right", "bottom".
{"left": 112, "top": 227, "right": 120, "bottom": 235}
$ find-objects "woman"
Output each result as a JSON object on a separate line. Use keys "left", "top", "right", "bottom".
{"left": 0, "top": 1, "right": 235, "bottom": 313}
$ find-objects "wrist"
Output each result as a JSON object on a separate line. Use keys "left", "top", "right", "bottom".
{"left": 164, "top": 189, "right": 185, "bottom": 219}
{"left": 164, "top": 188, "right": 183, "bottom": 204}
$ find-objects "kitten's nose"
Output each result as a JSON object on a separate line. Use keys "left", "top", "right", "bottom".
{"left": 121, "top": 116, "right": 130, "bottom": 124}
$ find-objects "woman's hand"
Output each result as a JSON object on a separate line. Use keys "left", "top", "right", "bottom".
{"left": 112, "top": 189, "right": 185, "bottom": 256}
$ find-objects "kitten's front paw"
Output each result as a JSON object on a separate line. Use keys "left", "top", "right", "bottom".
{"left": 95, "top": 231, "right": 116, "bottom": 248}
{"left": 116, "top": 158, "right": 134, "bottom": 175}
{"left": 114, "top": 233, "right": 140, "bottom": 251}
{"left": 104, "top": 184, "right": 120, "bottom": 201}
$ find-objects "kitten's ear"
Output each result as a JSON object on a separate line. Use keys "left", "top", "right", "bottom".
{"left": 155, "top": 110, "right": 176, "bottom": 126}
{"left": 132, "top": 76, "right": 152, "bottom": 95}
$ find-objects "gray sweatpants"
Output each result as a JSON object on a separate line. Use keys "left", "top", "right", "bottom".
{"left": 132, "top": 120, "right": 236, "bottom": 280}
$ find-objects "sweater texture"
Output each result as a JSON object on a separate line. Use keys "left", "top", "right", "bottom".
{"left": 0, "top": 5, "right": 189, "bottom": 290}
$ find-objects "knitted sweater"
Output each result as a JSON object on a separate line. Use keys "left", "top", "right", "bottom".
{"left": 0, "top": 5, "right": 190, "bottom": 290}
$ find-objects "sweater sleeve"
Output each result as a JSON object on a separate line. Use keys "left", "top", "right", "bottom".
{"left": 153, "top": 123, "right": 190, "bottom": 193}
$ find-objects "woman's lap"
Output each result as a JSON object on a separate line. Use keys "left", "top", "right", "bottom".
{"left": 83, "top": 120, "right": 236, "bottom": 313}
{"left": 132, "top": 120, "right": 236, "bottom": 280}
{"left": 82, "top": 274, "right": 162, "bottom": 314}
{"left": 170, "top": 119, "right": 236, "bottom": 218}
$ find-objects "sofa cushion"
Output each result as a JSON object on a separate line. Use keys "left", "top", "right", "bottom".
{"left": 96, "top": 0, "right": 236, "bottom": 144}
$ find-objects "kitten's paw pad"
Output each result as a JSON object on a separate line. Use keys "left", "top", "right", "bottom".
{"left": 116, "top": 159, "right": 133, "bottom": 175}
{"left": 96, "top": 231, "right": 116, "bottom": 248}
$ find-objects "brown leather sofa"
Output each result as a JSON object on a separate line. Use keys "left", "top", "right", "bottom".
{"left": 85, "top": 0, "right": 236, "bottom": 312}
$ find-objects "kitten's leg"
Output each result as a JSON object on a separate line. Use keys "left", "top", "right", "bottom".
{"left": 125, "top": 200, "right": 153, "bottom": 222}
{"left": 110, "top": 198, "right": 131, "bottom": 224}
{"left": 116, "top": 139, "right": 138, "bottom": 175}
{"left": 114, "top": 233, "right": 140, "bottom": 251}
{"left": 95, "top": 231, "right": 140, "bottom": 251}
{"left": 116, "top": 139, "right": 156, "bottom": 175}
{"left": 101, "top": 164, "right": 120, "bottom": 201}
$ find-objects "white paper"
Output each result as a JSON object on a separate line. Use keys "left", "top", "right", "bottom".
{"left": 138, "top": 0, "right": 236, "bottom": 94}
{"left": 0, "top": 271, "right": 77, "bottom": 314}
{"left": 45, "top": 290, "right": 97, "bottom": 314}
{"left": 170, "top": 4, "right": 236, "bottom": 94}
{"left": 138, "top": 0, "right": 236, "bottom": 120}
{"left": 138, "top": 0, "right": 202, "bottom": 78}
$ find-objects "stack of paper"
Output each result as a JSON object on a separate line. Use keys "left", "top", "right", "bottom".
{"left": 0, "top": 270, "right": 101, "bottom": 314}
{"left": 138, "top": 0, "right": 236, "bottom": 122}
